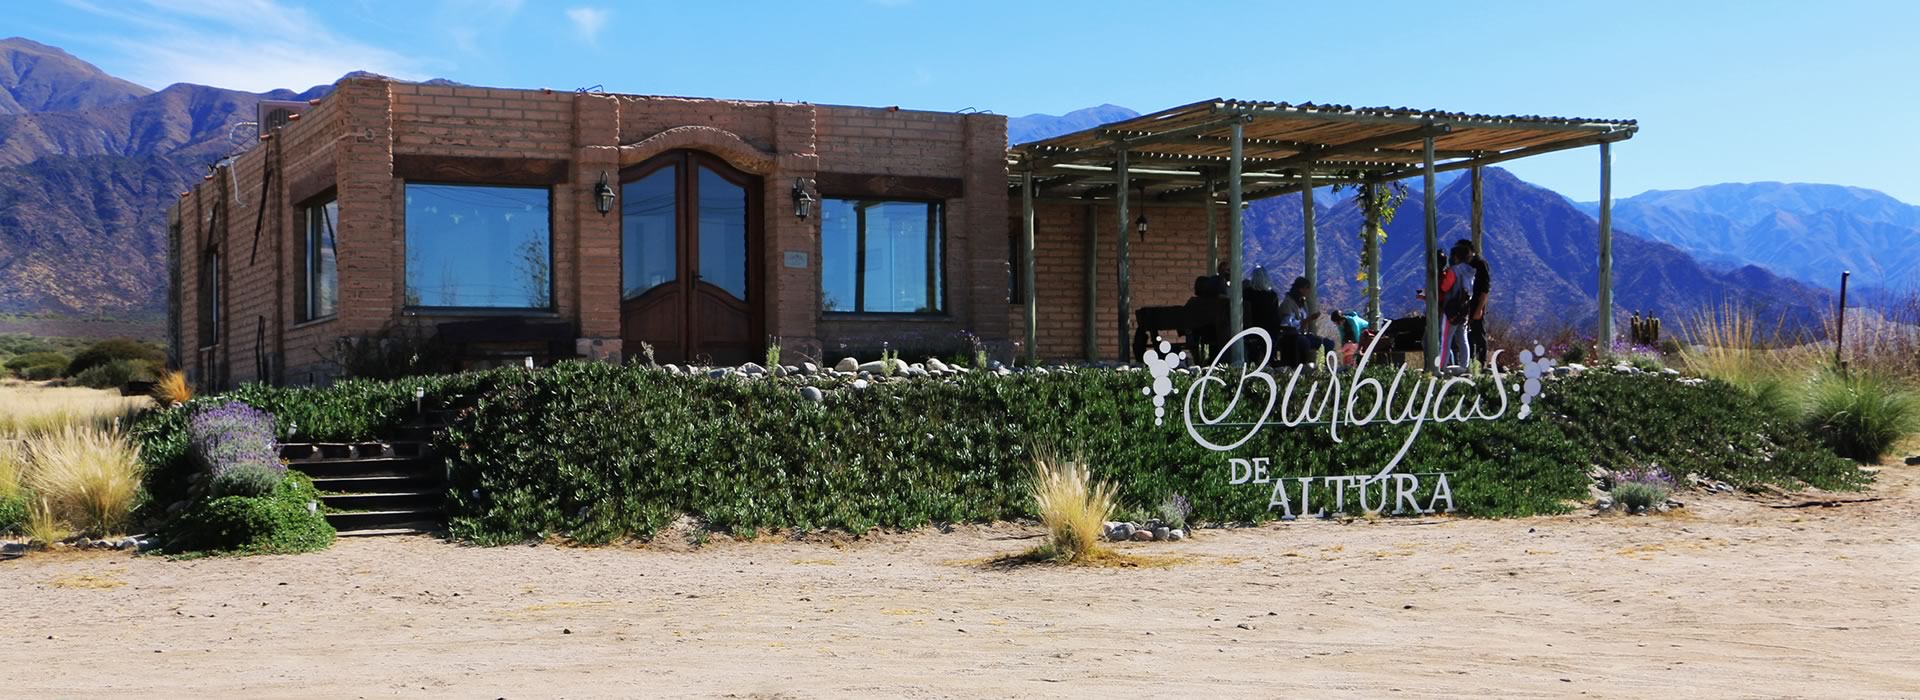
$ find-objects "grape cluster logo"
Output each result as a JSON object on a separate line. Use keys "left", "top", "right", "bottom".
{"left": 1139, "top": 337, "right": 1186, "bottom": 426}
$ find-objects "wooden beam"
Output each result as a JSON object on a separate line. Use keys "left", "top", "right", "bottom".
{"left": 1115, "top": 149, "right": 1131, "bottom": 363}
{"left": 1377, "top": 129, "right": 1634, "bottom": 181}
{"left": 1101, "top": 115, "right": 1244, "bottom": 147}
{"left": 1422, "top": 135, "right": 1442, "bottom": 374}
{"left": 1597, "top": 141, "right": 1614, "bottom": 355}
{"left": 1227, "top": 119, "right": 1245, "bottom": 366}
{"left": 1301, "top": 167, "right": 1317, "bottom": 315}
{"left": 1021, "top": 169, "right": 1038, "bottom": 368}
{"left": 816, "top": 172, "right": 963, "bottom": 199}
{"left": 1205, "top": 172, "right": 1218, "bottom": 277}
{"left": 1266, "top": 124, "right": 1452, "bottom": 170}
{"left": 1470, "top": 166, "right": 1484, "bottom": 253}
{"left": 1216, "top": 101, "right": 1635, "bottom": 135}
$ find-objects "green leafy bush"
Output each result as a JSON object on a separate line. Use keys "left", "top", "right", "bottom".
{"left": 159, "top": 472, "right": 334, "bottom": 555}
{"left": 130, "top": 363, "right": 1870, "bottom": 547}
{"left": 65, "top": 339, "right": 165, "bottom": 378}
{"left": 0, "top": 493, "right": 26, "bottom": 534}
{"left": 1803, "top": 370, "right": 1920, "bottom": 462}
{"left": 1611, "top": 481, "right": 1669, "bottom": 512}
{"left": 72, "top": 358, "right": 155, "bottom": 390}
{"left": 7, "top": 351, "right": 69, "bottom": 379}
{"left": 209, "top": 462, "right": 284, "bottom": 498}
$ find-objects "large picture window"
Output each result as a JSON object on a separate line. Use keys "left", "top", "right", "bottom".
{"left": 300, "top": 195, "right": 338, "bottom": 320}
{"left": 404, "top": 184, "right": 552, "bottom": 310}
{"left": 820, "top": 199, "right": 944, "bottom": 314}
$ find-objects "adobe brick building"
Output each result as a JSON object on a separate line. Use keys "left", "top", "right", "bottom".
{"left": 169, "top": 76, "right": 1012, "bottom": 388}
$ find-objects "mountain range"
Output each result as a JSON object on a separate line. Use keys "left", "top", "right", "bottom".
{"left": 0, "top": 36, "right": 1902, "bottom": 342}
{"left": 1575, "top": 183, "right": 1920, "bottom": 291}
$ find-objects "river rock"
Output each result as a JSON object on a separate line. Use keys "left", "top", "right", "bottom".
{"left": 1106, "top": 523, "right": 1134, "bottom": 541}
{"left": 927, "top": 358, "right": 951, "bottom": 373}
{"left": 800, "top": 386, "right": 824, "bottom": 403}
{"left": 1593, "top": 498, "right": 1613, "bottom": 511}
{"left": 852, "top": 379, "right": 870, "bottom": 391}
{"left": 802, "top": 362, "right": 820, "bottom": 376}
{"left": 1130, "top": 529, "right": 1155, "bottom": 542}
{"left": 663, "top": 363, "right": 681, "bottom": 374}
{"left": 1567, "top": 363, "right": 1589, "bottom": 372}
{"left": 1167, "top": 529, "right": 1185, "bottom": 542}
{"left": 739, "top": 362, "right": 768, "bottom": 376}
{"left": 835, "top": 357, "right": 859, "bottom": 372}
{"left": 1906, "top": 455, "right": 1920, "bottom": 466}
{"left": 1, "top": 542, "right": 27, "bottom": 555}
{"left": 856, "top": 360, "right": 888, "bottom": 374}
{"left": 1152, "top": 526, "right": 1171, "bottom": 541}
{"left": 1660, "top": 368, "right": 1681, "bottom": 377}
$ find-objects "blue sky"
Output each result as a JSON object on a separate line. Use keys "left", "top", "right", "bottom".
{"left": 15, "top": 0, "right": 1920, "bottom": 202}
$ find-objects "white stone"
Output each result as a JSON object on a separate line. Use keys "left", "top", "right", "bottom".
{"left": 835, "top": 357, "right": 859, "bottom": 372}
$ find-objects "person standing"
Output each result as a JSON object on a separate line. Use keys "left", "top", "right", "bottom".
{"left": 1443, "top": 242, "right": 1476, "bottom": 368}
{"left": 1465, "top": 241, "right": 1491, "bottom": 365}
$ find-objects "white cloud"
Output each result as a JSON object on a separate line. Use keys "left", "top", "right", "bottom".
{"left": 565, "top": 7, "right": 609, "bottom": 44}
{"left": 60, "top": 0, "right": 426, "bottom": 92}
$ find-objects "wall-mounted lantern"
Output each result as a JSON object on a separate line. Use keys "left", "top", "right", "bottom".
{"left": 792, "top": 177, "right": 816, "bottom": 219}
{"left": 593, "top": 171, "right": 616, "bottom": 215}
{"left": 1134, "top": 185, "right": 1149, "bottom": 239}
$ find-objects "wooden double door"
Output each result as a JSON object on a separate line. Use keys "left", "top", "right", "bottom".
{"left": 620, "top": 151, "right": 763, "bottom": 365}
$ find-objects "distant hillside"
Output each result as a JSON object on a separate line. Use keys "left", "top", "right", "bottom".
{"left": 1008, "top": 104, "right": 1139, "bottom": 144}
{"left": 0, "top": 37, "right": 330, "bottom": 319}
{"left": 1579, "top": 182, "right": 1920, "bottom": 290}
{"left": 1244, "top": 168, "right": 1831, "bottom": 336}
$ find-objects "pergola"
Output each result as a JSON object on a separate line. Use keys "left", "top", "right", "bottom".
{"left": 1009, "top": 99, "right": 1637, "bottom": 370}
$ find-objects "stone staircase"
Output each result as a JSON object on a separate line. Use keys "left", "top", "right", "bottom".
{"left": 281, "top": 411, "right": 454, "bottom": 537}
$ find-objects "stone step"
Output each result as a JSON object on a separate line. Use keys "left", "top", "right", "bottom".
{"left": 308, "top": 474, "right": 442, "bottom": 493}
{"left": 337, "top": 525, "right": 440, "bottom": 538}
{"left": 326, "top": 509, "right": 442, "bottom": 532}
{"left": 320, "top": 490, "right": 442, "bottom": 512}
{"left": 289, "top": 457, "right": 439, "bottom": 479}
{"left": 281, "top": 441, "right": 428, "bottom": 462}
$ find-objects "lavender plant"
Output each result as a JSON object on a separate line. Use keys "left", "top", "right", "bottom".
{"left": 1609, "top": 464, "right": 1674, "bottom": 513}
{"left": 1157, "top": 493, "right": 1193, "bottom": 529}
{"left": 188, "top": 401, "right": 283, "bottom": 480}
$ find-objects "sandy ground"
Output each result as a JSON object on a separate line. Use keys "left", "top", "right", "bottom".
{"left": 5, "top": 465, "right": 1919, "bottom": 699}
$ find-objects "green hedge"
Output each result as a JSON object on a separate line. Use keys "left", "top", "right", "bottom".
{"left": 131, "top": 363, "right": 1868, "bottom": 547}
{"left": 0, "top": 493, "right": 26, "bottom": 535}
{"left": 156, "top": 472, "right": 335, "bottom": 555}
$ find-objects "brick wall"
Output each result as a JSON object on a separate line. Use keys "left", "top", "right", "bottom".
{"left": 170, "top": 76, "right": 1011, "bottom": 385}
{"left": 1009, "top": 201, "right": 1219, "bottom": 362}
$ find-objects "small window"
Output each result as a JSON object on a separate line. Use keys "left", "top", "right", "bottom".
{"left": 300, "top": 195, "right": 339, "bottom": 320}
{"left": 198, "top": 247, "right": 221, "bottom": 348}
{"left": 403, "top": 183, "right": 553, "bottom": 310}
{"left": 820, "top": 198, "right": 944, "bottom": 314}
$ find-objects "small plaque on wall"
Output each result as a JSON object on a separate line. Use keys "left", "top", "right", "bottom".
{"left": 783, "top": 251, "right": 809, "bottom": 269}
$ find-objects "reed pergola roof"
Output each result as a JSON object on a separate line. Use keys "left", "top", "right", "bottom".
{"left": 1008, "top": 99, "right": 1638, "bottom": 202}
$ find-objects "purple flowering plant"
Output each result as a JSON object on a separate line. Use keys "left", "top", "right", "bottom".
{"left": 188, "top": 401, "right": 284, "bottom": 479}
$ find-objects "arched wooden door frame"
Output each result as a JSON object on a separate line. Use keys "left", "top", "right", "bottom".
{"left": 618, "top": 149, "right": 764, "bottom": 365}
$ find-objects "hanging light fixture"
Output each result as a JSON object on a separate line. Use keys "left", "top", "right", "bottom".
{"left": 792, "top": 177, "right": 816, "bottom": 219}
{"left": 593, "top": 171, "right": 615, "bottom": 215}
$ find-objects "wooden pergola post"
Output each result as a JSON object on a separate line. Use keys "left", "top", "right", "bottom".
{"left": 1083, "top": 203, "right": 1098, "bottom": 362}
{"left": 1300, "top": 167, "right": 1317, "bottom": 314}
{"left": 1470, "top": 166, "right": 1484, "bottom": 253}
{"left": 1020, "top": 168, "right": 1038, "bottom": 368}
{"left": 1204, "top": 171, "right": 1218, "bottom": 276}
{"left": 1597, "top": 141, "right": 1614, "bottom": 356}
{"left": 1227, "top": 118, "right": 1246, "bottom": 365}
{"left": 1363, "top": 180, "right": 1382, "bottom": 325}
{"left": 1422, "top": 133, "right": 1442, "bottom": 373}
{"left": 1115, "top": 148, "right": 1131, "bottom": 362}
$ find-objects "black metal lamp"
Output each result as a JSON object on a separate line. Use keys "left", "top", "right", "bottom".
{"left": 593, "top": 171, "right": 615, "bottom": 215}
{"left": 792, "top": 178, "right": 816, "bottom": 219}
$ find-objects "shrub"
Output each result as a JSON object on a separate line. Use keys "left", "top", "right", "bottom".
{"left": 1803, "top": 370, "right": 1920, "bottom": 462}
{"left": 24, "top": 496, "right": 66, "bottom": 545}
{"left": 19, "top": 362, "right": 63, "bottom": 381}
{"left": 210, "top": 461, "right": 285, "bottom": 498}
{"left": 72, "top": 358, "right": 152, "bottom": 390}
{"left": 152, "top": 370, "right": 193, "bottom": 407}
{"left": 1157, "top": 493, "right": 1192, "bottom": 529}
{"left": 187, "top": 401, "right": 281, "bottom": 478}
{"left": 1611, "top": 481, "right": 1670, "bottom": 512}
{"left": 64, "top": 339, "right": 165, "bottom": 378}
{"left": 1561, "top": 344, "right": 1587, "bottom": 365}
{"left": 6, "top": 351, "right": 69, "bottom": 377}
{"left": 160, "top": 472, "right": 334, "bottom": 555}
{"left": 0, "top": 493, "right": 26, "bottom": 534}
{"left": 1030, "top": 458, "right": 1115, "bottom": 562}
{"left": 25, "top": 425, "right": 144, "bottom": 535}
{"left": 1626, "top": 353, "right": 1664, "bottom": 373}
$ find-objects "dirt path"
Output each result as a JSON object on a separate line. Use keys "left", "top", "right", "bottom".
{"left": 5, "top": 466, "right": 1919, "bottom": 699}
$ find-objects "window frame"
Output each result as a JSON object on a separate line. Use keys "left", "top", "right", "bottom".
{"left": 296, "top": 189, "right": 340, "bottom": 323}
{"left": 198, "top": 245, "right": 221, "bottom": 350}
{"left": 400, "top": 181, "right": 558, "bottom": 313}
{"left": 818, "top": 196, "right": 948, "bottom": 316}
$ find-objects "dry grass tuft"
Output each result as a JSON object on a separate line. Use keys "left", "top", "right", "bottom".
{"left": 0, "top": 439, "right": 23, "bottom": 501}
{"left": 0, "top": 384, "right": 150, "bottom": 439}
{"left": 24, "top": 426, "right": 143, "bottom": 536}
{"left": 151, "top": 370, "right": 193, "bottom": 407}
{"left": 1027, "top": 457, "right": 1117, "bottom": 564}
{"left": 25, "top": 496, "right": 68, "bottom": 546}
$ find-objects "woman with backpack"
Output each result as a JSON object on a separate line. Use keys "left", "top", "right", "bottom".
{"left": 1441, "top": 242, "right": 1477, "bottom": 368}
